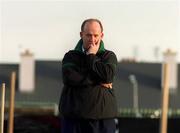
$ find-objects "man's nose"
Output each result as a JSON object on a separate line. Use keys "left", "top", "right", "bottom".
{"left": 89, "top": 35, "right": 95, "bottom": 41}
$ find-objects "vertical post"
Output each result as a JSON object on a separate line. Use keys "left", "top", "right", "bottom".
{"left": 129, "top": 74, "right": 141, "bottom": 117}
{"left": 160, "top": 63, "right": 170, "bottom": 133}
{"left": 8, "top": 72, "right": 16, "bottom": 133}
{"left": 133, "top": 80, "right": 139, "bottom": 116}
{"left": 0, "top": 83, "right": 5, "bottom": 133}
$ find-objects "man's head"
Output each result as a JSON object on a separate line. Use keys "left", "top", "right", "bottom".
{"left": 80, "top": 18, "right": 104, "bottom": 51}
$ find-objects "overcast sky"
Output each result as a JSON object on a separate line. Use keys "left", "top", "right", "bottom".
{"left": 0, "top": 0, "right": 179, "bottom": 63}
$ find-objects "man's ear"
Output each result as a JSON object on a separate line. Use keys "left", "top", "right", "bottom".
{"left": 80, "top": 32, "right": 83, "bottom": 38}
{"left": 101, "top": 32, "right": 104, "bottom": 39}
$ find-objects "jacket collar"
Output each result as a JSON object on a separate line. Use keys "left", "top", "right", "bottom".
{"left": 74, "top": 39, "right": 105, "bottom": 54}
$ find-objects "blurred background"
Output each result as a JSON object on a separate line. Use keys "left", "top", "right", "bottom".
{"left": 0, "top": 0, "right": 179, "bottom": 63}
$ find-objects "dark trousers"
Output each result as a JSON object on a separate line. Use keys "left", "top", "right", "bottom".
{"left": 61, "top": 118, "right": 116, "bottom": 133}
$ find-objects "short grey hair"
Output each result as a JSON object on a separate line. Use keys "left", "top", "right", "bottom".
{"left": 81, "top": 18, "right": 103, "bottom": 32}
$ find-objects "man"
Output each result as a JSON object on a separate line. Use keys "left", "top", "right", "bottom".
{"left": 59, "top": 18, "right": 118, "bottom": 133}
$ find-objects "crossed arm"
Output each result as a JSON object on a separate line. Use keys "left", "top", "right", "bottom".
{"left": 62, "top": 51, "right": 117, "bottom": 89}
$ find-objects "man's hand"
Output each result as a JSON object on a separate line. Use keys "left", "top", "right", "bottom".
{"left": 86, "top": 39, "right": 101, "bottom": 55}
{"left": 101, "top": 83, "right": 113, "bottom": 89}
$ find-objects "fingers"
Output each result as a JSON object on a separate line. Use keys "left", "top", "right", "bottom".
{"left": 101, "top": 83, "right": 113, "bottom": 89}
{"left": 86, "top": 44, "right": 99, "bottom": 55}
{"left": 86, "top": 39, "right": 101, "bottom": 55}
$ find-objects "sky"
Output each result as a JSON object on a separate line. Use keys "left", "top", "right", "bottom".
{"left": 0, "top": 0, "right": 179, "bottom": 63}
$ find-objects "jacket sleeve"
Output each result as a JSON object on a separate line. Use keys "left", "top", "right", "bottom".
{"left": 86, "top": 51, "right": 117, "bottom": 83}
{"left": 62, "top": 51, "right": 94, "bottom": 87}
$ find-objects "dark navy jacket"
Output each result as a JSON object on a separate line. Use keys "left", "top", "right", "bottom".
{"left": 59, "top": 39, "right": 118, "bottom": 119}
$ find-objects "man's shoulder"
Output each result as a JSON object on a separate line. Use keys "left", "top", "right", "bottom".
{"left": 63, "top": 50, "right": 84, "bottom": 59}
{"left": 104, "top": 49, "right": 115, "bottom": 54}
{"left": 65, "top": 50, "right": 80, "bottom": 55}
{"left": 102, "top": 49, "right": 117, "bottom": 57}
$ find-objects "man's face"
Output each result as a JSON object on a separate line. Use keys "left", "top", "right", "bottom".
{"left": 80, "top": 21, "right": 104, "bottom": 50}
